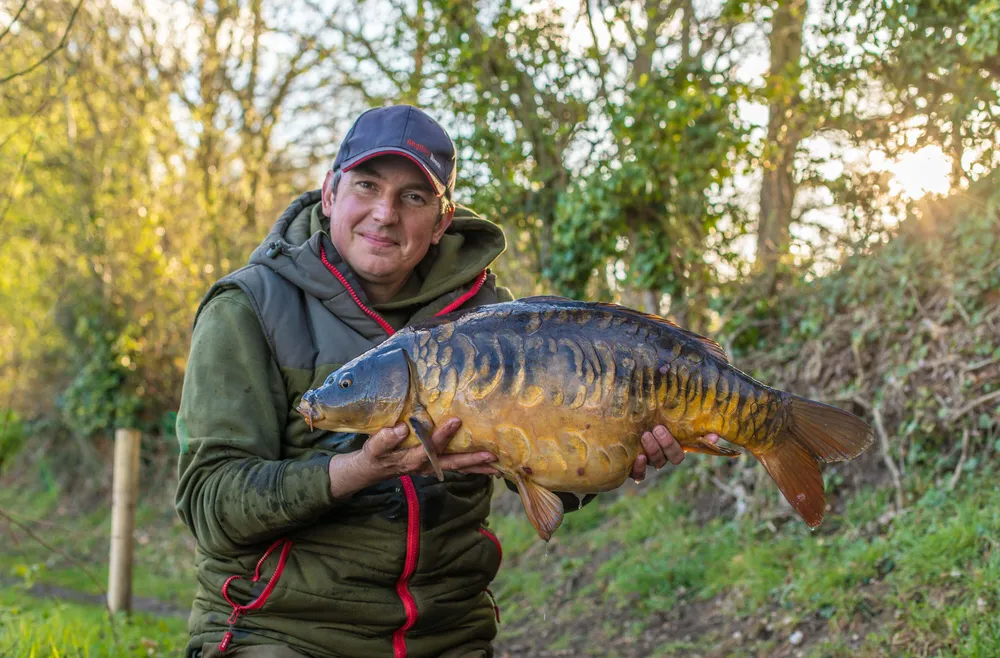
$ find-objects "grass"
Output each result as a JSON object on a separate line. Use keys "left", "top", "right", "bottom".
{"left": 0, "top": 590, "right": 188, "bottom": 657}
{"left": 489, "top": 463, "right": 1000, "bottom": 656}
{"left": 3, "top": 457, "right": 1000, "bottom": 656}
{"left": 0, "top": 478, "right": 196, "bottom": 613}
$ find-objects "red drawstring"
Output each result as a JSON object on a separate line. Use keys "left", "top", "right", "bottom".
{"left": 485, "top": 588, "right": 501, "bottom": 623}
{"left": 218, "top": 538, "right": 293, "bottom": 653}
{"left": 478, "top": 527, "right": 503, "bottom": 623}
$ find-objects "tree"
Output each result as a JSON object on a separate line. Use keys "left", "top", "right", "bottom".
{"left": 755, "top": 0, "right": 807, "bottom": 290}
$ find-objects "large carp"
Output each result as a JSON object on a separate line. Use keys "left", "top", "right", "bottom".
{"left": 298, "top": 297, "right": 873, "bottom": 540}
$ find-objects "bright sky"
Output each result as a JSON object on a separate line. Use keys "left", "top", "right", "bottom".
{"left": 880, "top": 146, "right": 953, "bottom": 199}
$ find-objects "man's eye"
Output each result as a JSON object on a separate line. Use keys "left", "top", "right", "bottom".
{"left": 405, "top": 193, "right": 427, "bottom": 205}
{"left": 357, "top": 180, "right": 375, "bottom": 190}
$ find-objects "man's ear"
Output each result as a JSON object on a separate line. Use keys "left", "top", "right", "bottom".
{"left": 431, "top": 205, "right": 455, "bottom": 245}
{"left": 321, "top": 170, "right": 336, "bottom": 217}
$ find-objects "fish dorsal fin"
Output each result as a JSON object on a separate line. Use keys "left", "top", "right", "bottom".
{"left": 519, "top": 295, "right": 572, "bottom": 303}
{"left": 513, "top": 473, "right": 564, "bottom": 541}
{"left": 518, "top": 296, "right": 730, "bottom": 364}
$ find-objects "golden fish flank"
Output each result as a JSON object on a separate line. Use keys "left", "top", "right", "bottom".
{"left": 297, "top": 297, "right": 875, "bottom": 541}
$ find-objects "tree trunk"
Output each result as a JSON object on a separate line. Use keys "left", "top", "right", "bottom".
{"left": 756, "top": 0, "right": 807, "bottom": 289}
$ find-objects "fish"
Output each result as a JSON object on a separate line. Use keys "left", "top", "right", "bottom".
{"left": 297, "top": 297, "right": 874, "bottom": 540}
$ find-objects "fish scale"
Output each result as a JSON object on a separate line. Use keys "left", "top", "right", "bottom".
{"left": 299, "top": 296, "right": 875, "bottom": 541}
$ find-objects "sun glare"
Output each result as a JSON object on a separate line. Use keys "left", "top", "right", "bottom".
{"left": 885, "top": 145, "right": 953, "bottom": 199}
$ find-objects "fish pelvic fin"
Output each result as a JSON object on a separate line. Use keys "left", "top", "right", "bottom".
{"left": 752, "top": 396, "right": 874, "bottom": 528}
{"left": 514, "top": 473, "right": 564, "bottom": 541}
{"left": 682, "top": 436, "right": 741, "bottom": 458}
{"left": 403, "top": 350, "right": 444, "bottom": 481}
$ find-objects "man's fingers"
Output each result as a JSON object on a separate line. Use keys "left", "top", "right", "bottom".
{"left": 706, "top": 433, "right": 720, "bottom": 445}
{"left": 367, "top": 423, "right": 410, "bottom": 457}
{"left": 454, "top": 465, "right": 501, "bottom": 476}
{"left": 631, "top": 454, "right": 648, "bottom": 481}
{"left": 654, "top": 425, "right": 685, "bottom": 465}
{"left": 429, "top": 451, "right": 496, "bottom": 475}
{"left": 640, "top": 431, "right": 666, "bottom": 469}
{"left": 429, "top": 417, "right": 463, "bottom": 451}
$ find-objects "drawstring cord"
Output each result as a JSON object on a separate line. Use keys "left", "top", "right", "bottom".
{"left": 218, "top": 538, "right": 293, "bottom": 652}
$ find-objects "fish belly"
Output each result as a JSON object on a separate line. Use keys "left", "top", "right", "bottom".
{"left": 441, "top": 397, "right": 645, "bottom": 493}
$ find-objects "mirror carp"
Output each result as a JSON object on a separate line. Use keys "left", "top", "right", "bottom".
{"left": 298, "top": 297, "right": 874, "bottom": 540}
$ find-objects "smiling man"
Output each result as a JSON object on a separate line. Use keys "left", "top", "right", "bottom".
{"left": 175, "top": 106, "right": 708, "bottom": 658}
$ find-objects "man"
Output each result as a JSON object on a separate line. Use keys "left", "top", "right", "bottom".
{"left": 176, "top": 105, "right": 714, "bottom": 658}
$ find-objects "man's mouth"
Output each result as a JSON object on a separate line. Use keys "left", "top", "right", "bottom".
{"left": 359, "top": 232, "right": 399, "bottom": 247}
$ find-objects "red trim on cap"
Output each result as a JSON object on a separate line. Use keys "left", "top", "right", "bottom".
{"left": 343, "top": 150, "right": 446, "bottom": 197}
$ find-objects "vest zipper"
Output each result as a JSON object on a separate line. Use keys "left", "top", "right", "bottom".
{"left": 318, "top": 244, "right": 488, "bottom": 657}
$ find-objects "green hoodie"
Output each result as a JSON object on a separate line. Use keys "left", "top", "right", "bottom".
{"left": 176, "top": 191, "right": 511, "bottom": 658}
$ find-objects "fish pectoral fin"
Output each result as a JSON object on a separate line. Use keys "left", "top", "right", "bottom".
{"left": 408, "top": 407, "right": 444, "bottom": 482}
{"left": 514, "top": 474, "right": 564, "bottom": 542}
{"left": 402, "top": 350, "right": 444, "bottom": 482}
{"left": 682, "top": 437, "right": 741, "bottom": 458}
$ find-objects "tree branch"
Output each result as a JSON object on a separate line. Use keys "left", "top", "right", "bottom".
{"left": 584, "top": 0, "right": 610, "bottom": 102}
{"left": 0, "top": 0, "right": 29, "bottom": 46}
{"left": 0, "top": 0, "right": 84, "bottom": 85}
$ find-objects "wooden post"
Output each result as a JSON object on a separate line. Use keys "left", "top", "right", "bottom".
{"left": 108, "top": 428, "right": 141, "bottom": 614}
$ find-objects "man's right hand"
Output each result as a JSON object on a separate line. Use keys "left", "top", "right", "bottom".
{"left": 328, "top": 418, "right": 498, "bottom": 500}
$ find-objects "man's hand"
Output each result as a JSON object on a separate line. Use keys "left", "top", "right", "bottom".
{"left": 630, "top": 425, "right": 720, "bottom": 482}
{"left": 328, "top": 418, "right": 498, "bottom": 499}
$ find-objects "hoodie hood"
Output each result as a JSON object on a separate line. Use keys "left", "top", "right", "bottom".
{"left": 248, "top": 190, "right": 506, "bottom": 327}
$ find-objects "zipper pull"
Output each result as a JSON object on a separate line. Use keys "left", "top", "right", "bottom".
{"left": 265, "top": 241, "right": 285, "bottom": 259}
{"left": 219, "top": 627, "right": 233, "bottom": 652}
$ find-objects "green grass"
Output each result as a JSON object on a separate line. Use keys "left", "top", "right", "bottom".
{"left": 490, "top": 464, "right": 1000, "bottom": 656}
{"left": 1, "top": 480, "right": 196, "bottom": 611}
{"left": 5, "top": 458, "right": 1000, "bottom": 656}
{"left": 0, "top": 590, "right": 188, "bottom": 657}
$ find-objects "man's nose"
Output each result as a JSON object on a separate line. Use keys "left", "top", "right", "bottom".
{"left": 371, "top": 196, "right": 400, "bottom": 224}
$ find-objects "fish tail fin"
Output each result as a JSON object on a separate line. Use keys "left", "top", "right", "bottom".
{"left": 751, "top": 396, "right": 874, "bottom": 527}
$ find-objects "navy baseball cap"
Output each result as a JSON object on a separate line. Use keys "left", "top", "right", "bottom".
{"left": 332, "top": 105, "right": 456, "bottom": 199}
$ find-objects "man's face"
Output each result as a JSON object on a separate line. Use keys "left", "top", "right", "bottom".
{"left": 322, "top": 155, "right": 452, "bottom": 291}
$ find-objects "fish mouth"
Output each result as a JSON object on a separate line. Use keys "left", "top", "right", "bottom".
{"left": 296, "top": 399, "right": 323, "bottom": 431}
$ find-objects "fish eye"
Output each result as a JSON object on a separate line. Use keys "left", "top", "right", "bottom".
{"left": 339, "top": 377, "right": 352, "bottom": 389}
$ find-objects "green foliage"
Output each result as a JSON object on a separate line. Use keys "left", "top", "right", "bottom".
{"left": 0, "top": 411, "right": 25, "bottom": 468}
{"left": 56, "top": 316, "right": 143, "bottom": 436}
{"left": 490, "top": 465, "right": 1000, "bottom": 656}
{"left": 816, "top": 0, "right": 1000, "bottom": 184}
{"left": 725, "top": 190, "right": 1000, "bottom": 355}
{"left": 0, "top": 0, "right": 322, "bottom": 439}
{"left": 549, "top": 67, "right": 749, "bottom": 300}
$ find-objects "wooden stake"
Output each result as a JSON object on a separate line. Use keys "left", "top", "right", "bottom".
{"left": 108, "top": 428, "right": 141, "bottom": 614}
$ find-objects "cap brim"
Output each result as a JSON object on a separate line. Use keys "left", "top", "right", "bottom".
{"left": 339, "top": 147, "right": 446, "bottom": 197}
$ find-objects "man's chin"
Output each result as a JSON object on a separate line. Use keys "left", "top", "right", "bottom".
{"left": 354, "top": 254, "right": 411, "bottom": 280}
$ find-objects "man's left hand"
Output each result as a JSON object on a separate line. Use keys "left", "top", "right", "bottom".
{"left": 630, "top": 425, "right": 720, "bottom": 481}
